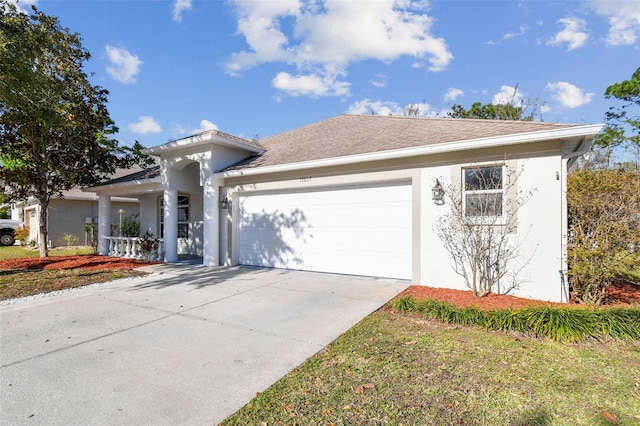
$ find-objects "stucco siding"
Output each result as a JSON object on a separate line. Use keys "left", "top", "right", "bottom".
{"left": 225, "top": 141, "right": 567, "bottom": 302}
{"left": 418, "top": 156, "right": 566, "bottom": 302}
{"left": 47, "top": 200, "right": 138, "bottom": 247}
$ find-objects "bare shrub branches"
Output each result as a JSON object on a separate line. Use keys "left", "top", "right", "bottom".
{"left": 436, "top": 164, "right": 535, "bottom": 297}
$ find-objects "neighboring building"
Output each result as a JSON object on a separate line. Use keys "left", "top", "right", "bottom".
{"left": 90, "top": 114, "right": 602, "bottom": 302}
{"left": 10, "top": 168, "right": 142, "bottom": 247}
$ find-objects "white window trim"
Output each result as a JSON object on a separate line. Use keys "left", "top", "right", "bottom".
{"left": 159, "top": 194, "right": 190, "bottom": 238}
{"left": 462, "top": 164, "right": 506, "bottom": 225}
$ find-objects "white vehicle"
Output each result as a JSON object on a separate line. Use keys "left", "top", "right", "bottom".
{"left": 0, "top": 219, "right": 22, "bottom": 246}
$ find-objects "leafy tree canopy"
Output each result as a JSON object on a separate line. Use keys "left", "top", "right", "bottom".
{"left": 0, "top": 1, "right": 150, "bottom": 255}
{"left": 447, "top": 101, "right": 534, "bottom": 121}
{"left": 0, "top": 192, "right": 9, "bottom": 219}
{"left": 447, "top": 85, "right": 543, "bottom": 121}
{"left": 594, "top": 66, "right": 640, "bottom": 150}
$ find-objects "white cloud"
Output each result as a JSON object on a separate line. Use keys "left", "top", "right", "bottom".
{"left": 371, "top": 74, "right": 387, "bottom": 88}
{"left": 105, "top": 45, "right": 143, "bottom": 83}
{"left": 172, "top": 0, "right": 192, "bottom": 23}
{"left": 547, "top": 17, "right": 589, "bottom": 50}
{"left": 546, "top": 81, "right": 594, "bottom": 108}
{"left": 5, "top": 0, "right": 36, "bottom": 12}
{"left": 128, "top": 116, "right": 162, "bottom": 134}
{"left": 171, "top": 119, "right": 217, "bottom": 136}
{"left": 273, "top": 71, "right": 350, "bottom": 97}
{"left": 443, "top": 87, "right": 464, "bottom": 103}
{"left": 225, "top": 0, "right": 453, "bottom": 98}
{"left": 486, "top": 24, "right": 529, "bottom": 45}
{"left": 347, "top": 99, "right": 432, "bottom": 117}
{"left": 588, "top": 0, "right": 640, "bottom": 46}
{"left": 190, "top": 119, "right": 218, "bottom": 134}
{"left": 492, "top": 85, "right": 524, "bottom": 105}
{"left": 171, "top": 123, "right": 188, "bottom": 135}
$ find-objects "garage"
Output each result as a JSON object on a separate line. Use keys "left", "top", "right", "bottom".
{"left": 237, "top": 183, "right": 412, "bottom": 280}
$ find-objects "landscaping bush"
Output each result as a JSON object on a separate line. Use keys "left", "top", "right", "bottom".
{"left": 391, "top": 296, "right": 640, "bottom": 342}
{"left": 567, "top": 169, "right": 640, "bottom": 305}
{"left": 13, "top": 226, "right": 29, "bottom": 246}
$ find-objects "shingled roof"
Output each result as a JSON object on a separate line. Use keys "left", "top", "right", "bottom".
{"left": 62, "top": 165, "right": 152, "bottom": 199}
{"left": 225, "top": 114, "right": 584, "bottom": 171}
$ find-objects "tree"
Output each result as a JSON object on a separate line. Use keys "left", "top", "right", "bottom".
{"left": 448, "top": 85, "right": 544, "bottom": 121}
{"left": 436, "top": 165, "right": 535, "bottom": 297}
{"left": 0, "top": 1, "right": 149, "bottom": 257}
{"left": 567, "top": 169, "right": 640, "bottom": 304}
{"left": 0, "top": 192, "right": 9, "bottom": 219}
{"left": 593, "top": 67, "right": 640, "bottom": 169}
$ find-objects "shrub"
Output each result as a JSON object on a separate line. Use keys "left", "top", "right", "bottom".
{"left": 84, "top": 223, "right": 98, "bottom": 254}
{"left": 110, "top": 213, "right": 140, "bottom": 237}
{"left": 567, "top": 170, "right": 640, "bottom": 304}
{"left": 13, "top": 226, "right": 29, "bottom": 246}
{"left": 392, "top": 296, "right": 640, "bottom": 342}
{"left": 139, "top": 230, "right": 159, "bottom": 262}
{"left": 61, "top": 233, "right": 78, "bottom": 247}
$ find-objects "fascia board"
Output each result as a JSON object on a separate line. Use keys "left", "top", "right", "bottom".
{"left": 216, "top": 124, "right": 604, "bottom": 178}
{"left": 85, "top": 177, "right": 162, "bottom": 194}
{"left": 143, "top": 133, "right": 263, "bottom": 156}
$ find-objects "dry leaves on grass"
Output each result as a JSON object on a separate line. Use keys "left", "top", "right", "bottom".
{"left": 354, "top": 383, "right": 375, "bottom": 394}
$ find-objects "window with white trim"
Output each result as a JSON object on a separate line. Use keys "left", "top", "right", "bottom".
{"left": 463, "top": 166, "right": 504, "bottom": 219}
{"left": 160, "top": 195, "right": 190, "bottom": 238}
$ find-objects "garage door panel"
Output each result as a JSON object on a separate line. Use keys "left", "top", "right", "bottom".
{"left": 238, "top": 184, "right": 411, "bottom": 280}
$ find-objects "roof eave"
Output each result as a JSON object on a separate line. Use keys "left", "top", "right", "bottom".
{"left": 143, "top": 132, "right": 263, "bottom": 156}
{"left": 217, "top": 123, "right": 604, "bottom": 178}
{"left": 85, "top": 177, "right": 162, "bottom": 193}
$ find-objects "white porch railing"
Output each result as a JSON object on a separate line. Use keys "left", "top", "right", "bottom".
{"left": 105, "top": 237, "right": 164, "bottom": 261}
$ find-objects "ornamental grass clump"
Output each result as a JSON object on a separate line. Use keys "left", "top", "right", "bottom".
{"left": 520, "top": 307, "right": 597, "bottom": 342}
{"left": 391, "top": 296, "right": 640, "bottom": 342}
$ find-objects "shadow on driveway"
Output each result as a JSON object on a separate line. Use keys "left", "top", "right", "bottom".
{"left": 1, "top": 265, "right": 408, "bottom": 425}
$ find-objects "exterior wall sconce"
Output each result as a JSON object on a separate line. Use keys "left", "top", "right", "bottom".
{"left": 220, "top": 195, "right": 230, "bottom": 210}
{"left": 432, "top": 179, "right": 445, "bottom": 205}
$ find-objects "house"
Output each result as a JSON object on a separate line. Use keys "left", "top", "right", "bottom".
{"left": 89, "top": 114, "right": 602, "bottom": 302}
{"left": 10, "top": 168, "right": 143, "bottom": 247}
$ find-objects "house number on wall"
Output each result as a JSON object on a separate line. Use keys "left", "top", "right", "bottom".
{"left": 299, "top": 176, "right": 312, "bottom": 183}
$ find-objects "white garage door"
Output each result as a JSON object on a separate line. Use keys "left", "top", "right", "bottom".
{"left": 238, "top": 183, "right": 411, "bottom": 280}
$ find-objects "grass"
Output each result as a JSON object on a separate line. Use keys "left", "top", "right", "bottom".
{"left": 0, "top": 245, "right": 94, "bottom": 260}
{"left": 3, "top": 245, "right": 638, "bottom": 424}
{"left": 0, "top": 268, "right": 145, "bottom": 300}
{"left": 393, "top": 296, "right": 640, "bottom": 342}
{"left": 222, "top": 309, "right": 640, "bottom": 425}
{"left": 0, "top": 245, "right": 144, "bottom": 300}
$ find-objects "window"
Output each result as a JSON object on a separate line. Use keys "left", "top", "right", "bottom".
{"left": 160, "top": 195, "right": 190, "bottom": 238}
{"left": 463, "top": 166, "right": 503, "bottom": 219}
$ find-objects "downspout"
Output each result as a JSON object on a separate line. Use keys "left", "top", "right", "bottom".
{"left": 559, "top": 136, "right": 592, "bottom": 302}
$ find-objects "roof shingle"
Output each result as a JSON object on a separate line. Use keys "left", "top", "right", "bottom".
{"left": 225, "top": 114, "right": 583, "bottom": 171}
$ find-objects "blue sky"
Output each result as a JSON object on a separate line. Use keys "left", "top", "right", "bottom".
{"left": 12, "top": 0, "right": 640, "bottom": 148}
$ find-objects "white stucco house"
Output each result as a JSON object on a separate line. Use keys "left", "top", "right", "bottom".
{"left": 90, "top": 114, "right": 602, "bottom": 302}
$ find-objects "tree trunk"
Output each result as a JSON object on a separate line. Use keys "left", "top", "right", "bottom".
{"left": 471, "top": 266, "right": 478, "bottom": 297}
{"left": 38, "top": 200, "right": 49, "bottom": 257}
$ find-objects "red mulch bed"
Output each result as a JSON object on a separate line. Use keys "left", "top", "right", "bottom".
{"left": 0, "top": 255, "right": 156, "bottom": 271}
{"left": 400, "top": 281, "right": 640, "bottom": 310}
{"left": 2, "top": 255, "right": 638, "bottom": 309}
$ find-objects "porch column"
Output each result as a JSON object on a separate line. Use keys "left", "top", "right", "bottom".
{"left": 203, "top": 182, "right": 220, "bottom": 267}
{"left": 98, "top": 195, "right": 111, "bottom": 255}
{"left": 163, "top": 189, "right": 178, "bottom": 262}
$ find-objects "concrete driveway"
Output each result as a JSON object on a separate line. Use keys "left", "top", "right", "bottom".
{"left": 0, "top": 264, "right": 408, "bottom": 425}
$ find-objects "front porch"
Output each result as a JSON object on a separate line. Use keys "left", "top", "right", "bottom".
{"left": 89, "top": 129, "right": 261, "bottom": 268}
{"left": 105, "top": 236, "right": 165, "bottom": 261}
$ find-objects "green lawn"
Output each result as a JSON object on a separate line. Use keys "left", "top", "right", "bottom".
{"left": 0, "top": 245, "right": 93, "bottom": 260}
{"left": 0, "top": 246, "right": 143, "bottom": 300}
{"left": 222, "top": 309, "right": 640, "bottom": 425}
